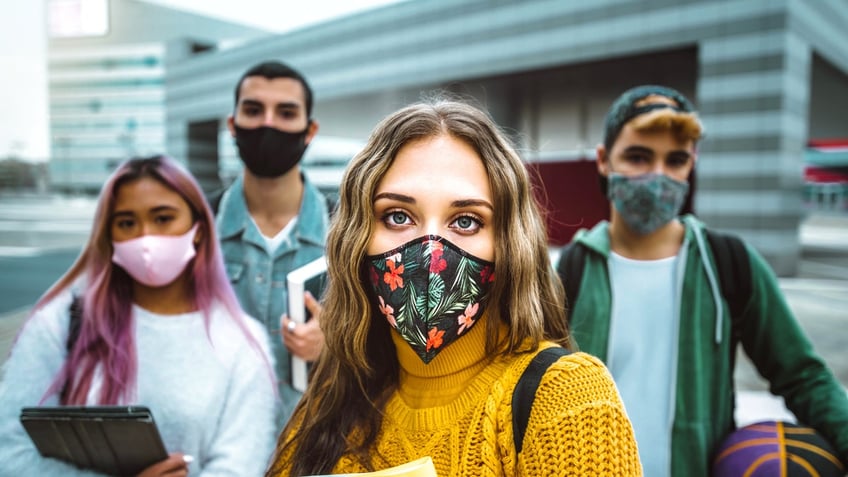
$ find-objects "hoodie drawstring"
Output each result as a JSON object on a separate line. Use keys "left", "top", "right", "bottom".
{"left": 685, "top": 216, "right": 724, "bottom": 344}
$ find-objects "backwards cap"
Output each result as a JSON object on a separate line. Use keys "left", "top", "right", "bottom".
{"left": 602, "top": 85, "right": 696, "bottom": 150}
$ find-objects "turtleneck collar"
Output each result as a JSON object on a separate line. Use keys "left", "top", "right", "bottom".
{"left": 391, "top": 314, "right": 507, "bottom": 409}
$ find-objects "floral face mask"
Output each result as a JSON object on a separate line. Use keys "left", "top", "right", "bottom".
{"left": 607, "top": 172, "right": 689, "bottom": 235}
{"left": 364, "top": 235, "right": 496, "bottom": 364}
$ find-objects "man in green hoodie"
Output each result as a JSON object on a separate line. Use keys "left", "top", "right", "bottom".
{"left": 555, "top": 84, "right": 848, "bottom": 477}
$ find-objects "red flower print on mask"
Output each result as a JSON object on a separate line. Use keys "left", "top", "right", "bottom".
{"left": 480, "top": 265, "right": 495, "bottom": 283}
{"left": 429, "top": 243, "right": 447, "bottom": 274}
{"left": 378, "top": 296, "right": 396, "bottom": 327}
{"left": 383, "top": 257, "right": 404, "bottom": 291}
{"left": 426, "top": 327, "right": 445, "bottom": 352}
{"left": 457, "top": 302, "right": 479, "bottom": 334}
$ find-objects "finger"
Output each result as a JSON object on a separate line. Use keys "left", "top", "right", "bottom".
{"left": 162, "top": 468, "right": 189, "bottom": 477}
{"left": 162, "top": 454, "right": 192, "bottom": 476}
{"left": 279, "top": 315, "right": 297, "bottom": 335}
{"left": 161, "top": 453, "right": 189, "bottom": 471}
{"left": 141, "top": 453, "right": 187, "bottom": 476}
{"left": 162, "top": 469, "right": 188, "bottom": 477}
{"left": 302, "top": 317, "right": 320, "bottom": 332}
{"left": 304, "top": 291, "right": 321, "bottom": 319}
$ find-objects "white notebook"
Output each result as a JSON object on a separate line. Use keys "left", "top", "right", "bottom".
{"left": 286, "top": 256, "right": 328, "bottom": 392}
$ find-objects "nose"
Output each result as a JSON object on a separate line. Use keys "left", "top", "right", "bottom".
{"left": 263, "top": 111, "right": 276, "bottom": 127}
{"left": 423, "top": 219, "right": 442, "bottom": 238}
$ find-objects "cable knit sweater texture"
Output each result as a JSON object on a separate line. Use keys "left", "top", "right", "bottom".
{"left": 275, "top": 319, "right": 642, "bottom": 476}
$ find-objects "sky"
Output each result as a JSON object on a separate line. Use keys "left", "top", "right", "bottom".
{"left": 0, "top": 0, "right": 402, "bottom": 162}
{"left": 1, "top": 2, "right": 49, "bottom": 161}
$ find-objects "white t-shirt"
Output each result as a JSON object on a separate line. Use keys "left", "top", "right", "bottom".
{"left": 607, "top": 251, "right": 682, "bottom": 477}
{"left": 255, "top": 215, "right": 298, "bottom": 253}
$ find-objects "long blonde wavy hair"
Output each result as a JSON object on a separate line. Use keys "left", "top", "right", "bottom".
{"left": 268, "top": 98, "right": 570, "bottom": 476}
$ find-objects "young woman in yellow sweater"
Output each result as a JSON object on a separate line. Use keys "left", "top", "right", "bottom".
{"left": 265, "top": 99, "right": 642, "bottom": 476}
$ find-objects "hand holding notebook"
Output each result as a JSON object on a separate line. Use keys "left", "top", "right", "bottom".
{"left": 286, "top": 256, "right": 328, "bottom": 392}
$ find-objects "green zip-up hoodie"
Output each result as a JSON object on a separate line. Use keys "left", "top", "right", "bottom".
{"left": 567, "top": 214, "right": 848, "bottom": 476}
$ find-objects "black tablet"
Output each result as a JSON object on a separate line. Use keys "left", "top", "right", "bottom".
{"left": 20, "top": 405, "right": 168, "bottom": 476}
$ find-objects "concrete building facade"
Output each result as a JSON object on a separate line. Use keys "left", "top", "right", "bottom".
{"left": 164, "top": 0, "right": 848, "bottom": 276}
{"left": 47, "top": 0, "right": 266, "bottom": 193}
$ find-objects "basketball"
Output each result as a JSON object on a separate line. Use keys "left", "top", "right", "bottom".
{"left": 712, "top": 421, "right": 845, "bottom": 477}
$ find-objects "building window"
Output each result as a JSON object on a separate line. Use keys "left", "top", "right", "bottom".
{"left": 48, "top": 0, "right": 109, "bottom": 38}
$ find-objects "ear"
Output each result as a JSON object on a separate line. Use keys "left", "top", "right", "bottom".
{"left": 193, "top": 223, "right": 203, "bottom": 247}
{"left": 305, "top": 119, "right": 320, "bottom": 146}
{"left": 596, "top": 144, "right": 610, "bottom": 177}
{"left": 226, "top": 115, "right": 236, "bottom": 138}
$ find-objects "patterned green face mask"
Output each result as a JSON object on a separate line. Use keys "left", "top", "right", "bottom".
{"left": 365, "top": 235, "right": 496, "bottom": 364}
{"left": 608, "top": 172, "right": 690, "bottom": 235}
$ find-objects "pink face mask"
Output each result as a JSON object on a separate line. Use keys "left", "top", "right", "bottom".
{"left": 112, "top": 223, "right": 199, "bottom": 287}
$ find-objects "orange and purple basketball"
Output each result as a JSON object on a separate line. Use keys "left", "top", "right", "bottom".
{"left": 712, "top": 421, "right": 845, "bottom": 477}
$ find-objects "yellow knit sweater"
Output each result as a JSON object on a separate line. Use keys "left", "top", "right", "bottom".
{"left": 276, "top": 319, "right": 642, "bottom": 476}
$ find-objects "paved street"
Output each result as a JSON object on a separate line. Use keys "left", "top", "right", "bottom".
{"left": 0, "top": 194, "right": 846, "bottom": 426}
{"left": 0, "top": 250, "right": 80, "bottom": 314}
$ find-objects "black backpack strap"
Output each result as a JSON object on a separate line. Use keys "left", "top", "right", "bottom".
{"left": 555, "top": 243, "right": 587, "bottom": 319}
{"left": 704, "top": 229, "right": 753, "bottom": 343}
{"left": 512, "top": 346, "right": 571, "bottom": 454}
{"left": 62, "top": 295, "right": 83, "bottom": 402}
{"left": 67, "top": 295, "right": 82, "bottom": 352}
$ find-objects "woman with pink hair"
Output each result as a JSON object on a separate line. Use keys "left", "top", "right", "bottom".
{"left": 0, "top": 155, "right": 277, "bottom": 476}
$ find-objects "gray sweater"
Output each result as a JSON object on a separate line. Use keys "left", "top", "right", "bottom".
{"left": 0, "top": 290, "right": 278, "bottom": 476}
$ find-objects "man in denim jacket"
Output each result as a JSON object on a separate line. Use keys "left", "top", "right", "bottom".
{"left": 217, "top": 61, "right": 329, "bottom": 427}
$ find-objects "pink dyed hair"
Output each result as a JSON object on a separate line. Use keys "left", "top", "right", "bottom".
{"left": 32, "top": 155, "right": 265, "bottom": 404}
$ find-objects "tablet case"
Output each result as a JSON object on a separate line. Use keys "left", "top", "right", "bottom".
{"left": 20, "top": 405, "right": 168, "bottom": 476}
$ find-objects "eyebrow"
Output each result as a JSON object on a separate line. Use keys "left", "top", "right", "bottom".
{"left": 623, "top": 145, "right": 692, "bottom": 159}
{"left": 373, "top": 192, "right": 494, "bottom": 211}
{"left": 622, "top": 145, "right": 655, "bottom": 156}
{"left": 240, "top": 98, "right": 301, "bottom": 110}
{"left": 668, "top": 150, "right": 693, "bottom": 159}
{"left": 111, "top": 205, "right": 178, "bottom": 218}
{"left": 451, "top": 198, "right": 494, "bottom": 211}
{"left": 374, "top": 192, "right": 415, "bottom": 204}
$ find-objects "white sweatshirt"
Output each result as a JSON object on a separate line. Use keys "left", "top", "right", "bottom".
{"left": 0, "top": 290, "right": 279, "bottom": 476}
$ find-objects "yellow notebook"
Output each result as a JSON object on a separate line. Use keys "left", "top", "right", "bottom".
{"left": 305, "top": 457, "right": 437, "bottom": 477}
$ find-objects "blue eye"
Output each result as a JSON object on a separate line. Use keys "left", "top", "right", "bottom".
{"left": 451, "top": 215, "right": 482, "bottom": 234}
{"left": 456, "top": 216, "right": 474, "bottom": 229}
{"left": 381, "top": 210, "right": 412, "bottom": 228}
{"left": 390, "top": 212, "right": 408, "bottom": 225}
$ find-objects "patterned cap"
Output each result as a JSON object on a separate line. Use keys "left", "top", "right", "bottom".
{"left": 602, "top": 85, "right": 696, "bottom": 150}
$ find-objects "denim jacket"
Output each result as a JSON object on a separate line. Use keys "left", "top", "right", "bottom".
{"left": 216, "top": 173, "right": 328, "bottom": 426}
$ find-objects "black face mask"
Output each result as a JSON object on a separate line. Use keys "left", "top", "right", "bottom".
{"left": 233, "top": 124, "right": 310, "bottom": 178}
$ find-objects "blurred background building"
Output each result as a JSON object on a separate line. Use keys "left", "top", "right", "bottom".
{"left": 5, "top": 0, "right": 845, "bottom": 276}
{"left": 161, "top": 0, "right": 848, "bottom": 276}
{"left": 46, "top": 0, "right": 267, "bottom": 193}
